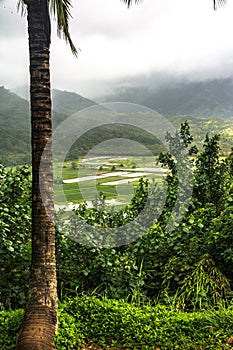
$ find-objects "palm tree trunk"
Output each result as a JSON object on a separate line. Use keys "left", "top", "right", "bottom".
{"left": 16, "top": 1, "right": 58, "bottom": 349}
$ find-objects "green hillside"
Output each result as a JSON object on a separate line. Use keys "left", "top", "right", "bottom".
{"left": 170, "top": 115, "right": 233, "bottom": 154}
{"left": 52, "top": 89, "right": 96, "bottom": 115}
{"left": 0, "top": 87, "right": 97, "bottom": 165}
{"left": 1, "top": 85, "right": 233, "bottom": 165}
{"left": 0, "top": 86, "right": 30, "bottom": 165}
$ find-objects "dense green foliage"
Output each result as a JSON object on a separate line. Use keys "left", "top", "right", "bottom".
{"left": 1, "top": 121, "right": 233, "bottom": 318}
{"left": 54, "top": 123, "right": 233, "bottom": 311}
{"left": 0, "top": 164, "right": 31, "bottom": 310}
{"left": 64, "top": 123, "right": 165, "bottom": 161}
{"left": 1, "top": 296, "right": 233, "bottom": 350}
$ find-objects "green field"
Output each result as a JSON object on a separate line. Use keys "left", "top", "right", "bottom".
{"left": 53, "top": 156, "right": 164, "bottom": 206}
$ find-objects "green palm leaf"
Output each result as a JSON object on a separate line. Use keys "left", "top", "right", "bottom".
{"left": 122, "top": 0, "right": 143, "bottom": 8}
{"left": 213, "top": 0, "right": 227, "bottom": 9}
{"left": 17, "top": 0, "right": 228, "bottom": 55}
{"left": 17, "top": 0, "right": 78, "bottom": 56}
{"left": 50, "top": 0, "right": 78, "bottom": 56}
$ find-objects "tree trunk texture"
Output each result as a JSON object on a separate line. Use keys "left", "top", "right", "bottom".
{"left": 16, "top": 1, "right": 58, "bottom": 349}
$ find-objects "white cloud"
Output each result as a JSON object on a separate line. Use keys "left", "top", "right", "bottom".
{"left": 1, "top": 0, "right": 233, "bottom": 97}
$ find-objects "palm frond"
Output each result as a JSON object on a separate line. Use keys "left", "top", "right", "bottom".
{"left": 213, "top": 0, "right": 227, "bottom": 10}
{"left": 17, "top": 0, "right": 27, "bottom": 16}
{"left": 50, "top": 0, "right": 78, "bottom": 56}
{"left": 17, "top": 0, "right": 78, "bottom": 56}
{"left": 122, "top": 0, "right": 143, "bottom": 8}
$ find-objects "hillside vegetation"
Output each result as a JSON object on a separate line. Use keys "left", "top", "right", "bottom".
{"left": 0, "top": 86, "right": 30, "bottom": 165}
{"left": 1, "top": 81, "right": 233, "bottom": 165}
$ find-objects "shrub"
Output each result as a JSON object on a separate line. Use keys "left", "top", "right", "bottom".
{"left": 0, "top": 164, "right": 31, "bottom": 310}
{"left": 55, "top": 307, "right": 85, "bottom": 350}
{"left": 1, "top": 296, "right": 233, "bottom": 349}
{"left": 61, "top": 296, "right": 233, "bottom": 350}
{"left": 0, "top": 309, "right": 23, "bottom": 350}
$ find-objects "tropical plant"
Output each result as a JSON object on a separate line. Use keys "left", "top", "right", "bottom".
{"left": 174, "top": 254, "right": 231, "bottom": 311}
{"left": 0, "top": 164, "right": 31, "bottom": 311}
{"left": 158, "top": 121, "right": 197, "bottom": 229}
{"left": 193, "top": 134, "right": 229, "bottom": 214}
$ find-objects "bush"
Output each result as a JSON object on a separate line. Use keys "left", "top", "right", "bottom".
{"left": 2, "top": 297, "right": 233, "bottom": 350}
{"left": 55, "top": 307, "right": 85, "bottom": 350}
{"left": 0, "top": 309, "right": 23, "bottom": 350}
{"left": 0, "top": 164, "right": 31, "bottom": 310}
{"left": 62, "top": 296, "right": 233, "bottom": 350}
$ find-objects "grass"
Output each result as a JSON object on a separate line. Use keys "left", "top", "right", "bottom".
{"left": 54, "top": 181, "right": 119, "bottom": 204}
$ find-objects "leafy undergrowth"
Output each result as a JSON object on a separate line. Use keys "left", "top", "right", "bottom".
{"left": 1, "top": 296, "right": 233, "bottom": 350}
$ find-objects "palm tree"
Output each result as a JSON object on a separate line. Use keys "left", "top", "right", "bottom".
{"left": 15, "top": 0, "right": 227, "bottom": 349}
{"left": 15, "top": 1, "right": 76, "bottom": 349}
{"left": 15, "top": 0, "right": 140, "bottom": 348}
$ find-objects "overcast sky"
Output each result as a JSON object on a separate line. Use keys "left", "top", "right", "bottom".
{"left": 1, "top": 0, "right": 233, "bottom": 98}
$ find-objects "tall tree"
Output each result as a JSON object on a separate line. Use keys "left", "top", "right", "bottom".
{"left": 14, "top": 0, "right": 140, "bottom": 349}
{"left": 15, "top": 0, "right": 76, "bottom": 349}
{"left": 15, "top": 0, "right": 227, "bottom": 349}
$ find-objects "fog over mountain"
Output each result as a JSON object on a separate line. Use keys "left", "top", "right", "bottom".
{"left": 2, "top": 0, "right": 233, "bottom": 97}
{"left": 2, "top": 75, "right": 233, "bottom": 165}
{"left": 11, "top": 74, "right": 233, "bottom": 119}
{"left": 97, "top": 75, "right": 233, "bottom": 119}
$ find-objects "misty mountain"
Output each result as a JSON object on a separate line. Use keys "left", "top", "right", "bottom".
{"left": 0, "top": 86, "right": 97, "bottom": 165}
{"left": 52, "top": 89, "right": 96, "bottom": 115}
{"left": 0, "top": 86, "right": 30, "bottom": 165}
{"left": 101, "top": 78, "right": 233, "bottom": 119}
{"left": 1, "top": 79, "right": 233, "bottom": 166}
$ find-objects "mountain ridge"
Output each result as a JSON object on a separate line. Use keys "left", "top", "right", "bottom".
{"left": 1, "top": 79, "right": 233, "bottom": 165}
{"left": 100, "top": 78, "right": 233, "bottom": 119}
{"left": 52, "top": 89, "right": 96, "bottom": 115}
{"left": 0, "top": 86, "right": 97, "bottom": 165}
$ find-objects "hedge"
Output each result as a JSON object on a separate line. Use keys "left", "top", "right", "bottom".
{"left": 1, "top": 296, "right": 233, "bottom": 349}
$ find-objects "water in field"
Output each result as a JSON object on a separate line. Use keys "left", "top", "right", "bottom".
{"left": 54, "top": 156, "right": 167, "bottom": 209}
